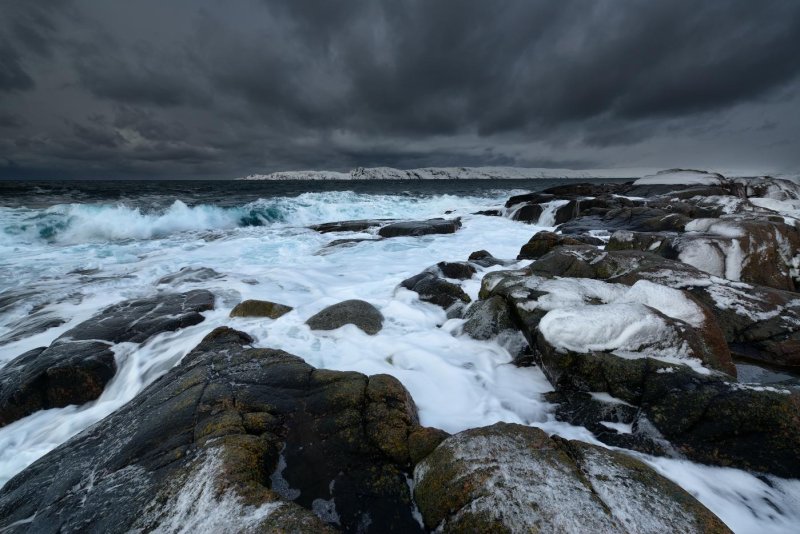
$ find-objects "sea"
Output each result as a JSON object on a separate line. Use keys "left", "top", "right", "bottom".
{"left": 1, "top": 179, "right": 798, "bottom": 533}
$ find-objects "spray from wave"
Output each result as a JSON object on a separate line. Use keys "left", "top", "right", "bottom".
{"left": 0, "top": 191, "right": 514, "bottom": 245}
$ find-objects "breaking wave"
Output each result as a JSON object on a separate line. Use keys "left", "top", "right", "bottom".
{"left": 0, "top": 191, "right": 507, "bottom": 245}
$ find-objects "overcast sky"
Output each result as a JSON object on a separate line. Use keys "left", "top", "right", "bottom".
{"left": 1, "top": 0, "right": 799, "bottom": 179}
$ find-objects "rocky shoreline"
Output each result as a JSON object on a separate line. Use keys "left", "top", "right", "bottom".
{"left": 1, "top": 169, "right": 799, "bottom": 532}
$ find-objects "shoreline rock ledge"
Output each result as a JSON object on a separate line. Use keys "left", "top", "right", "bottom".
{"left": 0, "top": 327, "right": 730, "bottom": 533}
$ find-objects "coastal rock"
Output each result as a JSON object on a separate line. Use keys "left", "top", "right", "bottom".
{"left": 400, "top": 272, "right": 471, "bottom": 317}
{"left": 0, "top": 327, "right": 440, "bottom": 533}
{"left": 0, "top": 291, "right": 214, "bottom": 427}
{"left": 467, "top": 249, "right": 513, "bottom": 267}
{"left": 309, "top": 219, "right": 391, "bottom": 233}
{"left": 481, "top": 251, "right": 800, "bottom": 474}
{"left": 529, "top": 246, "right": 800, "bottom": 368}
{"left": 156, "top": 267, "right": 223, "bottom": 285}
{"left": 413, "top": 422, "right": 729, "bottom": 533}
{"left": 435, "top": 261, "right": 476, "bottom": 280}
{"left": 306, "top": 299, "right": 384, "bottom": 335}
{"left": 461, "top": 295, "right": 516, "bottom": 340}
{"left": 0, "top": 341, "right": 116, "bottom": 427}
{"left": 377, "top": 218, "right": 461, "bottom": 238}
{"left": 0, "top": 312, "right": 66, "bottom": 346}
{"left": 607, "top": 217, "right": 800, "bottom": 291}
{"left": 230, "top": 299, "right": 293, "bottom": 319}
{"left": 517, "top": 230, "right": 603, "bottom": 260}
{"left": 56, "top": 290, "right": 215, "bottom": 344}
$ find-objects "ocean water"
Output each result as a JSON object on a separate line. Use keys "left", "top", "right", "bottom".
{"left": 0, "top": 179, "right": 798, "bottom": 533}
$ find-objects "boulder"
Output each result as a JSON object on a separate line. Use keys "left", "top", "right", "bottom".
{"left": 377, "top": 218, "right": 461, "bottom": 238}
{"left": 306, "top": 299, "right": 384, "bottom": 335}
{"left": 0, "top": 327, "right": 446, "bottom": 533}
{"left": 57, "top": 290, "right": 215, "bottom": 344}
{"left": 0, "top": 341, "right": 116, "bottom": 427}
{"left": 435, "top": 261, "right": 476, "bottom": 280}
{"left": 400, "top": 272, "right": 471, "bottom": 317}
{"left": 230, "top": 299, "right": 293, "bottom": 319}
{"left": 413, "top": 422, "right": 729, "bottom": 533}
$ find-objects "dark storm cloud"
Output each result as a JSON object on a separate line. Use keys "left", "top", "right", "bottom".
{"left": 1, "top": 0, "right": 799, "bottom": 179}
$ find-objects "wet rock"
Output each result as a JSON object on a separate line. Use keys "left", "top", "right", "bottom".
{"left": 472, "top": 209, "right": 501, "bottom": 216}
{"left": 435, "top": 261, "right": 476, "bottom": 280}
{"left": 0, "top": 341, "right": 116, "bottom": 427}
{"left": 544, "top": 391, "right": 672, "bottom": 456}
{"left": 230, "top": 299, "right": 293, "bottom": 319}
{"left": 529, "top": 246, "right": 800, "bottom": 369}
{"left": 481, "top": 253, "right": 800, "bottom": 475}
{"left": 518, "top": 230, "right": 603, "bottom": 260}
{"left": 413, "top": 422, "right": 729, "bottom": 533}
{"left": 509, "top": 202, "right": 543, "bottom": 223}
{"left": 400, "top": 272, "right": 471, "bottom": 317}
{"left": 156, "top": 267, "right": 223, "bottom": 285}
{"left": 57, "top": 290, "right": 215, "bottom": 344}
{"left": 608, "top": 218, "right": 800, "bottom": 291}
{"left": 0, "top": 327, "right": 435, "bottom": 532}
{"left": 0, "top": 289, "right": 38, "bottom": 315}
{"left": 309, "top": 219, "right": 391, "bottom": 233}
{"left": 306, "top": 299, "right": 384, "bottom": 335}
{"left": 377, "top": 218, "right": 461, "bottom": 238}
{"left": 461, "top": 296, "right": 529, "bottom": 363}
{"left": 467, "top": 249, "right": 513, "bottom": 267}
{"left": 461, "top": 296, "right": 516, "bottom": 340}
{"left": 0, "top": 312, "right": 66, "bottom": 346}
{"left": 318, "top": 237, "right": 382, "bottom": 253}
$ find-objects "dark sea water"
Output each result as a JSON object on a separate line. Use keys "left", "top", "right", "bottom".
{"left": 0, "top": 178, "right": 631, "bottom": 209}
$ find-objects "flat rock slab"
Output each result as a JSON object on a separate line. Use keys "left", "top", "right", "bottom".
{"left": 306, "top": 299, "right": 384, "bottom": 335}
{"left": 57, "top": 289, "right": 214, "bottom": 344}
{"left": 230, "top": 299, "right": 293, "bottom": 319}
{"left": 0, "top": 327, "right": 441, "bottom": 533}
{"left": 414, "top": 422, "right": 729, "bottom": 533}
{"left": 0, "top": 341, "right": 116, "bottom": 427}
{"left": 378, "top": 218, "right": 461, "bottom": 238}
{"left": 309, "top": 219, "right": 392, "bottom": 233}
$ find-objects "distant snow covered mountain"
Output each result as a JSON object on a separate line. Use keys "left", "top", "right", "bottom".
{"left": 239, "top": 166, "right": 660, "bottom": 181}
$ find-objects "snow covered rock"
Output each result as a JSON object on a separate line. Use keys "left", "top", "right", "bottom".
{"left": 479, "top": 253, "right": 800, "bottom": 475}
{"left": 413, "top": 422, "right": 730, "bottom": 533}
{"left": 609, "top": 218, "right": 800, "bottom": 291}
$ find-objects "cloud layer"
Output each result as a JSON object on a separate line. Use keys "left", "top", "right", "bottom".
{"left": 2, "top": 0, "right": 799, "bottom": 179}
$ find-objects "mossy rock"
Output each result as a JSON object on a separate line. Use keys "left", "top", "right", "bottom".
{"left": 230, "top": 299, "right": 293, "bottom": 319}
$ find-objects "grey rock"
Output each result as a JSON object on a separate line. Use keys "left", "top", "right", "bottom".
{"left": 0, "top": 327, "right": 439, "bottom": 533}
{"left": 377, "top": 218, "right": 461, "bottom": 238}
{"left": 306, "top": 299, "right": 384, "bottom": 335}
{"left": 0, "top": 341, "right": 115, "bottom": 427}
